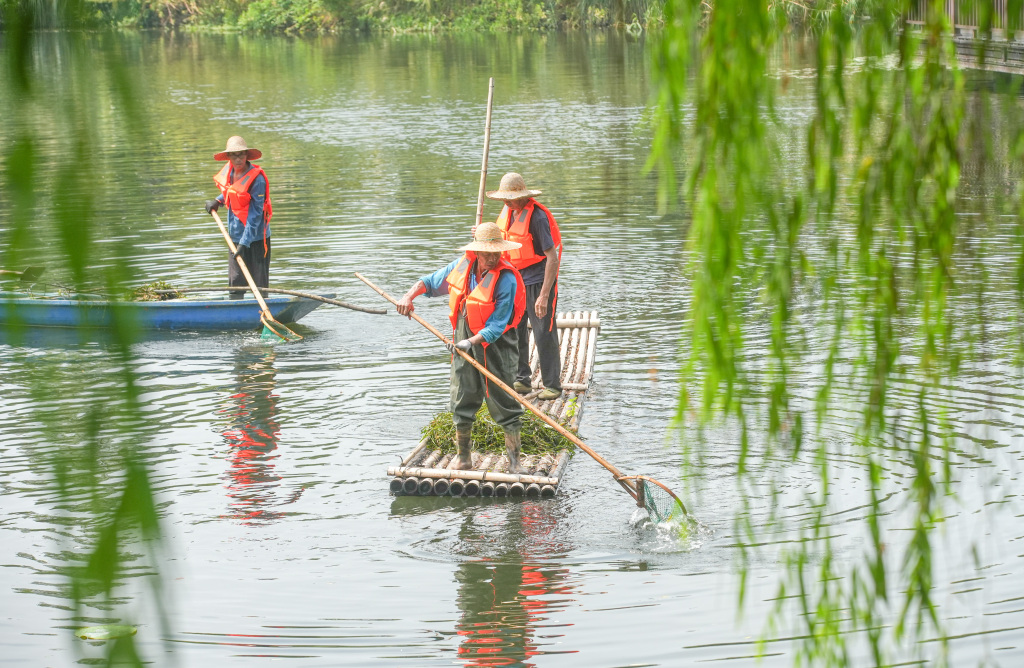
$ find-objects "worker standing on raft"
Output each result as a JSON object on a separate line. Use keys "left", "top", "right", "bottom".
{"left": 396, "top": 222, "right": 529, "bottom": 473}
{"left": 486, "top": 173, "right": 562, "bottom": 401}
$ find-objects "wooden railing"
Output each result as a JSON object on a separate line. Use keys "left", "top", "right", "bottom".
{"left": 906, "top": 0, "right": 1024, "bottom": 37}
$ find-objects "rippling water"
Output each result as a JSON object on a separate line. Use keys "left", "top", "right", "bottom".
{"left": 3, "top": 30, "right": 1024, "bottom": 667}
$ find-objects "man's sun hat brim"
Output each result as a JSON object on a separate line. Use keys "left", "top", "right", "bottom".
{"left": 214, "top": 149, "right": 262, "bottom": 161}
{"left": 485, "top": 187, "right": 542, "bottom": 200}
{"left": 459, "top": 238, "right": 522, "bottom": 253}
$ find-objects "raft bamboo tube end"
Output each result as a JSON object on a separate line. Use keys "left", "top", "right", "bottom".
{"left": 540, "top": 484, "right": 556, "bottom": 498}
{"left": 417, "top": 478, "right": 434, "bottom": 495}
{"left": 464, "top": 479, "right": 481, "bottom": 496}
{"left": 509, "top": 481, "right": 526, "bottom": 497}
{"left": 432, "top": 478, "right": 450, "bottom": 495}
{"left": 495, "top": 482, "right": 509, "bottom": 497}
{"left": 402, "top": 477, "right": 419, "bottom": 494}
{"left": 449, "top": 478, "right": 466, "bottom": 496}
{"left": 481, "top": 481, "right": 496, "bottom": 497}
{"left": 525, "top": 483, "right": 542, "bottom": 498}
{"left": 390, "top": 477, "right": 405, "bottom": 494}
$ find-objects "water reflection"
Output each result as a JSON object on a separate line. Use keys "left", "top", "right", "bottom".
{"left": 454, "top": 504, "right": 577, "bottom": 667}
{"left": 219, "top": 346, "right": 299, "bottom": 523}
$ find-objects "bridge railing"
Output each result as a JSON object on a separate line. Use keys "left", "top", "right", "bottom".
{"left": 905, "top": 0, "right": 1024, "bottom": 38}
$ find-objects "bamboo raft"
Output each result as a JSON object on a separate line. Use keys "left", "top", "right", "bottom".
{"left": 388, "top": 310, "right": 601, "bottom": 498}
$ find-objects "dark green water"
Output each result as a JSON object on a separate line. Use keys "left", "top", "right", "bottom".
{"left": 2, "top": 31, "right": 1024, "bottom": 667}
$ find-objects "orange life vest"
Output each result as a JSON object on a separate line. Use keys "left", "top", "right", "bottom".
{"left": 447, "top": 252, "right": 526, "bottom": 345}
{"left": 495, "top": 198, "right": 561, "bottom": 271}
{"left": 213, "top": 163, "right": 273, "bottom": 245}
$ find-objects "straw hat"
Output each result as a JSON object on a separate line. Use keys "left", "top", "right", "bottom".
{"left": 214, "top": 136, "right": 262, "bottom": 161}
{"left": 485, "top": 172, "right": 542, "bottom": 200}
{"left": 460, "top": 222, "right": 522, "bottom": 253}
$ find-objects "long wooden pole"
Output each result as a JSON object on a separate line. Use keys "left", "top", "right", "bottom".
{"left": 475, "top": 78, "right": 495, "bottom": 230}
{"left": 154, "top": 286, "right": 386, "bottom": 315}
{"left": 354, "top": 272, "right": 638, "bottom": 500}
{"left": 210, "top": 210, "right": 275, "bottom": 321}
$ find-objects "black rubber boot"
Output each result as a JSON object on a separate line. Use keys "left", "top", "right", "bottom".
{"left": 454, "top": 425, "right": 473, "bottom": 470}
{"left": 504, "top": 429, "right": 526, "bottom": 474}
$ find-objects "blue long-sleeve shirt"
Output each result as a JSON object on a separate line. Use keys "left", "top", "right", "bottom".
{"left": 216, "top": 169, "right": 270, "bottom": 248}
{"left": 420, "top": 257, "right": 518, "bottom": 344}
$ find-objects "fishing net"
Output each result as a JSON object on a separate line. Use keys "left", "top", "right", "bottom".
{"left": 260, "top": 313, "right": 303, "bottom": 342}
{"left": 624, "top": 476, "right": 687, "bottom": 523}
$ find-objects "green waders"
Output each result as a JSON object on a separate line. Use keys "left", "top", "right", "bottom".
{"left": 450, "top": 314, "right": 523, "bottom": 434}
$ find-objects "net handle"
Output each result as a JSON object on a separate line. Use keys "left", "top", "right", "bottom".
{"left": 212, "top": 210, "right": 301, "bottom": 342}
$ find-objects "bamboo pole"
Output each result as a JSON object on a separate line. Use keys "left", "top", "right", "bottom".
{"left": 465, "top": 454, "right": 495, "bottom": 496}
{"left": 475, "top": 78, "right": 496, "bottom": 230}
{"left": 390, "top": 477, "right": 405, "bottom": 493}
{"left": 154, "top": 286, "right": 386, "bottom": 315}
{"left": 540, "top": 449, "right": 572, "bottom": 498}
{"left": 583, "top": 312, "right": 599, "bottom": 382}
{"left": 528, "top": 315, "right": 601, "bottom": 330}
{"left": 389, "top": 465, "right": 563, "bottom": 486}
{"left": 403, "top": 477, "right": 419, "bottom": 494}
{"left": 357, "top": 273, "right": 638, "bottom": 501}
{"left": 525, "top": 454, "right": 554, "bottom": 498}
{"left": 402, "top": 437, "right": 432, "bottom": 466}
{"left": 574, "top": 325, "right": 590, "bottom": 385}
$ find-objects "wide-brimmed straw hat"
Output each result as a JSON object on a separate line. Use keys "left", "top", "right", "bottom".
{"left": 214, "top": 136, "right": 262, "bottom": 161}
{"left": 460, "top": 222, "right": 522, "bottom": 253}
{"left": 485, "top": 172, "right": 542, "bottom": 201}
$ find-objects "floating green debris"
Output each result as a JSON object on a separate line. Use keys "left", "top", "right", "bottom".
{"left": 422, "top": 407, "right": 577, "bottom": 457}
{"left": 127, "top": 281, "right": 180, "bottom": 301}
{"left": 76, "top": 624, "right": 137, "bottom": 640}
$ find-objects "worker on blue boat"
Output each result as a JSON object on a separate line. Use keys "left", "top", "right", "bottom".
{"left": 205, "top": 136, "right": 273, "bottom": 299}
{"left": 396, "top": 223, "right": 528, "bottom": 473}
{"left": 485, "top": 173, "right": 563, "bottom": 402}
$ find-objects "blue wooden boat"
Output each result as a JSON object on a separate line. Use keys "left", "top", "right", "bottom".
{"left": 0, "top": 293, "right": 331, "bottom": 331}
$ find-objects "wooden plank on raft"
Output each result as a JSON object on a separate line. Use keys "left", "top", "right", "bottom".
{"left": 389, "top": 308, "right": 601, "bottom": 498}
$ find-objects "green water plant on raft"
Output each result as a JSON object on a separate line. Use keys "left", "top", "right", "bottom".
{"left": 422, "top": 408, "right": 577, "bottom": 458}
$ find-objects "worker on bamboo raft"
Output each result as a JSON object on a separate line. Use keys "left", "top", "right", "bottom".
{"left": 204, "top": 136, "right": 273, "bottom": 298}
{"left": 486, "top": 173, "right": 563, "bottom": 401}
{"left": 396, "top": 223, "right": 529, "bottom": 473}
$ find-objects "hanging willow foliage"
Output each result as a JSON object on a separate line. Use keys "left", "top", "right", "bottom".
{"left": 2, "top": 2, "right": 165, "bottom": 667}
{"left": 651, "top": 0, "right": 1023, "bottom": 664}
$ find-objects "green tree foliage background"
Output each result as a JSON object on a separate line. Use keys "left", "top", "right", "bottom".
{"left": 0, "top": 0, "right": 666, "bottom": 32}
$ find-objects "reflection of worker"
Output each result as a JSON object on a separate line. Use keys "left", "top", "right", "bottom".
{"left": 396, "top": 223, "right": 528, "bottom": 472}
{"left": 220, "top": 348, "right": 294, "bottom": 523}
{"left": 454, "top": 504, "right": 576, "bottom": 666}
{"left": 487, "top": 173, "right": 563, "bottom": 401}
{"left": 205, "top": 136, "right": 273, "bottom": 298}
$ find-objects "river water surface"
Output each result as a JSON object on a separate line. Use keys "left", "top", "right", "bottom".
{"left": 2, "top": 31, "right": 1024, "bottom": 667}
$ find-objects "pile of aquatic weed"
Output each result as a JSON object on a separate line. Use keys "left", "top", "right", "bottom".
{"left": 422, "top": 407, "right": 577, "bottom": 457}
{"left": 127, "top": 281, "right": 181, "bottom": 301}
